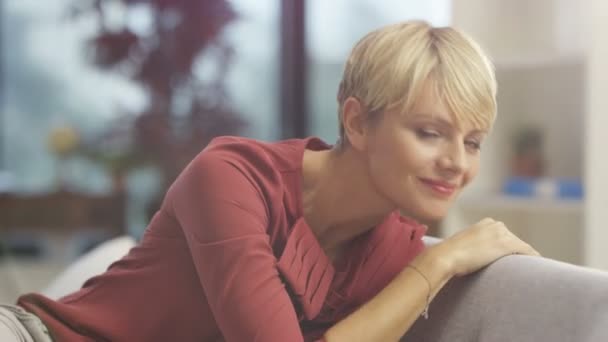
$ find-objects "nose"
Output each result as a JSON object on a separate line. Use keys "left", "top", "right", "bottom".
{"left": 438, "top": 141, "right": 467, "bottom": 174}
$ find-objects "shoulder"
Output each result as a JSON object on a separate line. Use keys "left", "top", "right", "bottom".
{"left": 176, "top": 136, "right": 278, "bottom": 185}
{"left": 169, "top": 137, "right": 277, "bottom": 200}
{"left": 164, "top": 136, "right": 305, "bottom": 212}
{"left": 196, "top": 135, "right": 305, "bottom": 174}
{"left": 164, "top": 139, "right": 277, "bottom": 234}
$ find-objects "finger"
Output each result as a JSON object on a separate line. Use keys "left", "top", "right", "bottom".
{"left": 489, "top": 220, "right": 506, "bottom": 229}
{"left": 478, "top": 217, "right": 495, "bottom": 225}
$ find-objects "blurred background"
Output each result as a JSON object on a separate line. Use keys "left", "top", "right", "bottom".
{"left": 1, "top": 0, "right": 607, "bottom": 303}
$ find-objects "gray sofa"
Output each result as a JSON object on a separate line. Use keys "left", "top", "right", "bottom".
{"left": 402, "top": 237, "right": 608, "bottom": 341}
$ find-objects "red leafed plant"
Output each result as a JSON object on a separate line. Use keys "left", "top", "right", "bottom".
{"left": 69, "top": 0, "right": 247, "bottom": 209}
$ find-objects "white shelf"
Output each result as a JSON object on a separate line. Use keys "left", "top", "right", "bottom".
{"left": 457, "top": 195, "right": 584, "bottom": 214}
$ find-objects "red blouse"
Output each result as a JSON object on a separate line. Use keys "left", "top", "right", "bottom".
{"left": 17, "top": 136, "right": 427, "bottom": 342}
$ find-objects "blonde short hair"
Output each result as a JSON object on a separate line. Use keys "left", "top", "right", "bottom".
{"left": 337, "top": 20, "right": 497, "bottom": 144}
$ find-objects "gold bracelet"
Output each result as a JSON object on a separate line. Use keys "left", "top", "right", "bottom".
{"left": 407, "top": 264, "right": 431, "bottom": 319}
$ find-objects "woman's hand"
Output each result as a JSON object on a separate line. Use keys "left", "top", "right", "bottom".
{"left": 431, "top": 218, "right": 541, "bottom": 277}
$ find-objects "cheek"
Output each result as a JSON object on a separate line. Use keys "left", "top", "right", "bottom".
{"left": 364, "top": 122, "right": 439, "bottom": 189}
{"left": 366, "top": 137, "right": 429, "bottom": 195}
{"left": 368, "top": 130, "right": 437, "bottom": 180}
{"left": 462, "top": 157, "right": 481, "bottom": 186}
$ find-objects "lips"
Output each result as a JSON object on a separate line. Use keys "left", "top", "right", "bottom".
{"left": 418, "top": 178, "right": 458, "bottom": 196}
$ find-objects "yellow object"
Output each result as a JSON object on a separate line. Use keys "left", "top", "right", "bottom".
{"left": 48, "top": 126, "right": 80, "bottom": 156}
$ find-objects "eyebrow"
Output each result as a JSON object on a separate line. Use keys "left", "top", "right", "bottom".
{"left": 409, "top": 113, "right": 488, "bottom": 135}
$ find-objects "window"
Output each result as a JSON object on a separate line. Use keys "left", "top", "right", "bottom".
{"left": 306, "top": 0, "right": 451, "bottom": 142}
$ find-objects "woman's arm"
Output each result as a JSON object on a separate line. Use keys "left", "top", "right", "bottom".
{"left": 324, "top": 245, "right": 452, "bottom": 341}
{"left": 324, "top": 218, "right": 540, "bottom": 341}
{"left": 170, "top": 152, "right": 308, "bottom": 341}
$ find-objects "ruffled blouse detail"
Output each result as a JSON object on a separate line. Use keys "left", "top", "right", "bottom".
{"left": 277, "top": 217, "right": 335, "bottom": 320}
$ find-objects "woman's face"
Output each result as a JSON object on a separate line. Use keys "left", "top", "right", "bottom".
{"left": 362, "top": 90, "right": 488, "bottom": 223}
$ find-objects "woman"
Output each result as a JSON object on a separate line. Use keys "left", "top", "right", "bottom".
{"left": 2, "top": 20, "right": 539, "bottom": 341}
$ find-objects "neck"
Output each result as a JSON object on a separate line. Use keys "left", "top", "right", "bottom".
{"left": 301, "top": 146, "right": 396, "bottom": 254}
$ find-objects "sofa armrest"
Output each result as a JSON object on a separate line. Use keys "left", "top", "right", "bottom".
{"left": 402, "top": 242, "right": 608, "bottom": 342}
{"left": 42, "top": 236, "right": 136, "bottom": 300}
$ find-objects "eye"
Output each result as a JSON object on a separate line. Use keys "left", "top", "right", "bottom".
{"left": 416, "top": 129, "right": 441, "bottom": 139}
{"left": 465, "top": 140, "right": 482, "bottom": 151}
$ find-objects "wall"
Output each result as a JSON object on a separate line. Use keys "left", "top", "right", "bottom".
{"left": 447, "top": 0, "right": 588, "bottom": 265}
{"left": 584, "top": 0, "right": 608, "bottom": 269}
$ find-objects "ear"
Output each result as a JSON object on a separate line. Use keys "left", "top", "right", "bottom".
{"left": 342, "top": 97, "right": 368, "bottom": 151}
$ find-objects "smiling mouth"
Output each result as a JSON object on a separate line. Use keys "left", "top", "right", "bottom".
{"left": 418, "top": 178, "right": 457, "bottom": 197}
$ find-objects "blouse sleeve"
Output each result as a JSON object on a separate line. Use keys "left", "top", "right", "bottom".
{"left": 168, "top": 151, "right": 306, "bottom": 342}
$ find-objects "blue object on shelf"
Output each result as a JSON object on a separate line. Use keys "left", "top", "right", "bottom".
{"left": 502, "top": 177, "right": 584, "bottom": 199}
{"left": 558, "top": 179, "right": 584, "bottom": 199}
{"left": 502, "top": 177, "right": 535, "bottom": 197}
